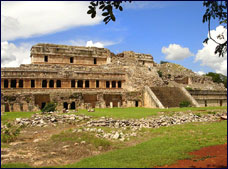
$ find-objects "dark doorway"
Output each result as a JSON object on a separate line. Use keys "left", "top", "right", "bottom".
{"left": 85, "top": 80, "right": 90, "bottom": 88}
{"left": 63, "top": 102, "right": 68, "bottom": 109}
{"left": 220, "top": 100, "right": 223, "bottom": 107}
{"left": 70, "top": 102, "right": 76, "bottom": 109}
{"left": 112, "top": 81, "right": 116, "bottom": 88}
{"left": 49, "top": 80, "right": 54, "bottom": 88}
{"left": 106, "top": 81, "right": 110, "bottom": 88}
{"left": 57, "top": 80, "right": 61, "bottom": 88}
{"left": 42, "top": 80, "right": 47, "bottom": 88}
{"left": 96, "top": 80, "right": 99, "bottom": 88}
{"left": 31, "top": 80, "right": 35, "bottom": 88}
{"left": 205, "top": 100, "right": 207, "bottom": 107}
{"left": 19, "top": 80, "right": 23, "bottom": 88}
{"left": 94, "top": 58, "right": 97, "bottom": 64}
{"left": 5, "top": 104, "right": 10, "bottom": 112}
{"left": 78, "top": 80, "right": 83, "bottom": 88}
{"left": 71, "top": 80, "right": 75, "bottom": 88}
{"left": 41, "top": 102, "right": 46, "bottom": 109}
{"left": 11, "top": 79, "right": 16, "bottom": 88}
{"left": 4, "top": 79, "right": 8, "bottom": 88}
{"left": 135, "top": 101, "right": 139, "bottom": 107}
{"left": 70, "top": 57, "right": 74, "bottom": 63}
{"left": 118, "top": 81, "right": 122, "bottom": 88}
{"left": 44, "top": 55, "right": 48, "bottom": 62}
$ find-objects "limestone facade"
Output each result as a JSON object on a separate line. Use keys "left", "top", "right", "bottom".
{"left": 1, "top": 43, "right": 227, "bottom": 112}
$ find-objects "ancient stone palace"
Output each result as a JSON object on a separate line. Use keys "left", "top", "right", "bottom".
{"left": 1, "top": 43, "right": 227, "bottom": 112}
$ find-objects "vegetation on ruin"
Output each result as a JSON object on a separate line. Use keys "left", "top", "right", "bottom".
{"left": 157, "top": 70, "right": 163, "bottom": 78}
{"left": 1, "top": 123, "right": 22, "bottom": 143}
{"left": 179, "top": 101, "right": 191, "bottom": 108}
{"left": 41, "top": 102, "right": 57, "bottom": 113}
{"left": 206, "top": 72, "right": 227, "bottom": 88}
{"left": 58, "top": 121, "right": 227, "bottom": 168}
{"left": 185, "top": 86, "right": 193, "bottom": 91}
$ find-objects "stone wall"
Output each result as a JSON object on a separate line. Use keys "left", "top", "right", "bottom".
{"left": 188, "top": 90, "right": 227, "bottom": 107}
{"left": 31, "top": 43, "right": 111, "bottom": 66}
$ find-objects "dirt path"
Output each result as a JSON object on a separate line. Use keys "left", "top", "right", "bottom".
{"left": 159, "top": 143, "right": 227, "bottom": 168}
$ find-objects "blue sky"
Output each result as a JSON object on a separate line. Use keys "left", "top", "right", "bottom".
{"left": 1, "top": 1, "right": 227, "bottom": 75}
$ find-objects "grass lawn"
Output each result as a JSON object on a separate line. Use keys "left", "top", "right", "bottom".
{"left": 1, "top": 111, "right": 40, "bottom": 124}
{"left": 59, "top": 121, "right": 227, "bottom": 168}
{"left": 76, "top": 106, "right": 227, "bottom": 119}
{"left": 1, "top": 120, "right": 227, "bottom": 168}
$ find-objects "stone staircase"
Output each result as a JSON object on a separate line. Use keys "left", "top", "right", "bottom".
{"left": 150, "top": 87, "right": 193, "bottom": 108}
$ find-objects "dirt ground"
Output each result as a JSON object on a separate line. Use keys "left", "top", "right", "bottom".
{"left": 159, "top": 143, "right": 227, "bottom": 168}
{"left": 1, "top": 124, "right": 111, "bottom": 167}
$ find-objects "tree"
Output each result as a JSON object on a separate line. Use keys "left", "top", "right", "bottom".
{"left": 87, "top": 1, "right": 227, "bottom": 57}
{"left": 202, "top": 1, "right": 227, "bottom": 57}
{"left": 87, "top": 1, "right": 131, "bottom": 24}
{"left": 206, "top": 72, "right": 227, "bottom": 88}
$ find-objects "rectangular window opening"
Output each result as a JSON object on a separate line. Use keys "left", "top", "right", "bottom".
{"left": 96, "top": 80, "right": 99, "bottom": 88}
{"left": 44, "top": 56, "right": 48, "bottom": 62}
{"left": 70, "top": 57, "right": 74, "bottom": 63}
{"left": 31, "top": 80, "right": 35, "bottom": 88}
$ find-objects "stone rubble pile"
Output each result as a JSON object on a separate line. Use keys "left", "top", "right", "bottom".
{"left": 12, "top": 113, "right": 91, "bottom": 127}
{"left": 1, "top": 111, "right": 226, "bottom": 141}
{"left": 86, "top": 112, "right": 225, "bottom": 129}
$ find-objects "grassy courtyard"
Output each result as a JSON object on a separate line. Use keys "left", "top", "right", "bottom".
{"left": 1, "top": 106, "right": 227, "bottom": 168}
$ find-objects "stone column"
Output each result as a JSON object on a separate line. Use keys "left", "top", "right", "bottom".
{"left": 75, "top": 80, "right": 78, "bottom": 88}
{"left": 110, "top": 102, "right": 113, "bottom": 108}
{"left": 116, "top": 81, "right": 118, "bottom": 88}
{"left": 23, "top": 80, "right": 26, "bottom": 88}
{"left": 47, "top": 80, "right": 49, "bottom": 88}
{"left": 16, "top": 79, "right": 19, "bottom": 88}
{"left": 54, "top": 80, "right": 56, "bottom": 88}
{"left": 83, "top": 80, "right": 85, "bottom": 88}
{"left": 9, "top": 80, "right": 11, "bottom": 88}
{"left": 118, "top": 102, "right": 121, "bottom": 108}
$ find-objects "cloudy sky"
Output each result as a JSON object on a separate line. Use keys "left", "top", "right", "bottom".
{"left": 1, "top": 1, "right": 227, "bottom": 75}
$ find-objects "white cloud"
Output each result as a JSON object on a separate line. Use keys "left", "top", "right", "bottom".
{"left": 162, "top": 44, "right": 194, "bottom": 60}
{"left": 1, "top": 41, "right": 31, "bottom": 67}
{"left": 195, "top": 26, "right": 227, "bottom": 76}
{"left": 195, "top": 71, "right": 205, "bottom": 75}
{"left": 86, "top": 41, "right": 104, "bottom": 48}
{"left": 1, "top": 1, "right": 102, "bottom": 41}
{"left": 69, "top": 40, "right": 121, "bottom": 48}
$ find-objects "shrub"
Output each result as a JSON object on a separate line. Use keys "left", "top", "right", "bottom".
{"left": 160, "top": 61, "right": 169, "bottom": 64}
{"left": 41, "top": 102, "right": 57, "bottom": 112}
{"left": 185, "top": 87, "right": 193, "bottom": 91}
{"left": 179, "top": 101, "right": 191, "bottom": 108}
{"left": 157, "top": 70, "right": 163, "bottom": 77}
{"left": 1, "top": 122, "right": 22, "bottom": 143}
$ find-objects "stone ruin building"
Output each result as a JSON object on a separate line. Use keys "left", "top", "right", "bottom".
{"left": 1, "top": 43, "right": 227, "bottom": 112}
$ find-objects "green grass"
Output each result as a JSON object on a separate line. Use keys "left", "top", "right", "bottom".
{"left": 51, "top": 129, "right": 112, "bottom": 149}
{"left": 75, "top": 106, "right": 227, "bottom": 119}
{"left": 1, "top": 111, "right": 40, "bottom": 124}
{"left": 59, "top": 121, "right": 227, "bottom": 168}
{"left": 1, "top": 163, "right": 32, "bottom": 168}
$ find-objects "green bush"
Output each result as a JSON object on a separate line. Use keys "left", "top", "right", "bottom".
{"left": 179, "top": 101, "right": 191, "bottom": 108}
{"left": 185, "top": 87, "right": 193, "bottom": 91}
{"left": 1, "top": 123, "right": 22, "bottom": 143}
{"left": 41, "top": 102, "right": 57, "bottom": 112}
{"left": 157, "top": 71, "right": 163, "bottom": 77}
{"left": 160, "top": 61, "right": 170, "bottom": 64}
